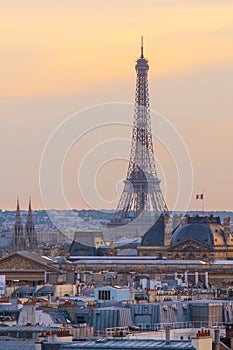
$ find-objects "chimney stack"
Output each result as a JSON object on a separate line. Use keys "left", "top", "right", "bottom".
{"left": 191, "top": 329, "right": 212, "bottom": 350}
{"left": 165, "top": 327, "right": 170, "bottom": 343}
{"left": 214, "top": 328, "right": 220, "bottom": 350}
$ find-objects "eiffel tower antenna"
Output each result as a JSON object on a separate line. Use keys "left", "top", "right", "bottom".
{"left": 141, "top": 36, "right": 144, "bottom": 58}
{"left": 108, "top": 38, "right": 168, "bottom": 229}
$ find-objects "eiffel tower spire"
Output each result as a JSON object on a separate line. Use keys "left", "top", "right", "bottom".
{"left": 108, "top": 38, "right": 168, "bottom": 229}
{"left": 140, "top": 36, "right": 144, "bottom": 58}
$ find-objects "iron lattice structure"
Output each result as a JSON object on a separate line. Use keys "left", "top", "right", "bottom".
{"left": 109, "top": 38, "right": 168, "bottom": 228}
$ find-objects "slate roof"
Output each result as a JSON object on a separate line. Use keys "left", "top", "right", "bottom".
{"left": 12, "top": 286, "right": 36, "bottom": 297}
{"left": 36, "top": 285, "right": 54, "bottom": 296}
{"left": 141, "top": 215, "right": 165, "bottom": 246}
{"left": 170, "top": 223, "right": 214, "bottom": 248}
{"left": 58, "top": 338, "right": 195, "bottom": 349}
{"left": 43, "top": 309, "right": 71, "bottom": 324}
{"left": 0, "top": 339, "right": 36, "bottom": 350}
{"left": 69, "top": 242, "right": 97, "bottom": 256}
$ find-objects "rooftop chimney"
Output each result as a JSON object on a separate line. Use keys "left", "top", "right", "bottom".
{"left": 191, "top": 329, "right": 212, "bottom": 350}
{"left": 214, "top": 328, "right": 220, "bottom": 350}
{"left": 165, "top": 327, "right": 170, "bottom": 343}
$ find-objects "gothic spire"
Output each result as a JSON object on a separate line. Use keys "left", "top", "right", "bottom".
{"left": 26, "top": 196, "right": 33, "bottom": 224}
{"left": 13, "top": 196, "right": 24, "bottom": 249}
{"left": 15, "top": 196, "right": 22, "bottom": 224}
{"left": 25, "top": 197, "right": 38, "bottom": 250}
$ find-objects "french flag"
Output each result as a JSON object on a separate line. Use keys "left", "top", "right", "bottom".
{"left": 196, "top": 194, "right": 204, "bottom": 200}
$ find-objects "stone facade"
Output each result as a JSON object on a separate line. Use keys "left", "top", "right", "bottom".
{"left": 138, "top": 215, "right": 233, "bottom": 261}
{"left": 0, "top": 251, "right": 59, "bottom": 282}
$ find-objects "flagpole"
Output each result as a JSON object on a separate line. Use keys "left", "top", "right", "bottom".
{"left": 202, "top": 192, "right": 204, "bottom": 215}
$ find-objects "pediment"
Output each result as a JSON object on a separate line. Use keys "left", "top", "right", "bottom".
{"left": 170, "top": 238, "right": 213, "bottom": 251}
{"left": 0, "top": 253, "right": 57, "bottom": 271}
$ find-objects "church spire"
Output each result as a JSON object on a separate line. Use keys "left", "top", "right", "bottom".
{"left": 15, "top": 196, "right": 22, "bottom": 224}
{"left": 12, "top": 196, "right": 24, "bottom": 250}
{"left": 27, "top": 196, "right": 33, "bottom": 224}
{"left": 25, "top": 197, "right": 38, "bottom": 250}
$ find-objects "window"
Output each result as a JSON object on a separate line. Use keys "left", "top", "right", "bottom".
{"left": 202, "top": 254, "right": 208, "bottom": 261}
{"left": 188, "top": 253, "right": 195, "bottom": 260}
{"left": 77, "top": 316, "right": 85, "bottom": 323}
{"left": 98, "top": 290, "right": 110, "bottom": 300}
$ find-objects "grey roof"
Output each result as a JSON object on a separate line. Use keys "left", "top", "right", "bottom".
{"left": 94, "top": 306, "right": 129, "bottom": 311}
{"left": 170, "top": 214, "right": 226, "bottom": 248}
{"left": 59, "top": 339, "right": 194, "bottom": 349}
{"left": 71, "top": 258, "right": 206, "bottom": 265}
{"left": 12, "top": 286, "right": 36, "bottom": 296}
{"left": 44, "top": 309, "right": 71, "bottom": 324}
{"left": 0, "top": 325, "right": 58, "bottom": 332}
{"left": 69, "top": 241, "right": 97, "bottom": 256}
{"left": 170, "top": 223, "right": 214, "bottom": 248}
{"left": 0, "top": 339, "right": 36, "bottom": 350}
{"left": 81, "top": 287, "right": 95, "bottom": 297}
{"left": 141, "top": 215, "right": 165, "bottom": 246}
{"left": 36, "top": 285, "right": 54, "bottom": 295}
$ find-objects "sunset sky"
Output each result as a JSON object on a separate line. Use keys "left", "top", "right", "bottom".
{"left": 1, "top": 0, "right": 233, "bottom": 211}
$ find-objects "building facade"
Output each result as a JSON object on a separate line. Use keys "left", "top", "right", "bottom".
{"left": 138, "top": 214, "right": 233, "bottom": 261}
{"left": 12, "top": 197, "right": 38, "bottom": 251}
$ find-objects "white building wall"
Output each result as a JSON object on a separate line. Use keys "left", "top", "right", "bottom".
{"left": 95, "top": 286, "right": 131, "bottom": 302}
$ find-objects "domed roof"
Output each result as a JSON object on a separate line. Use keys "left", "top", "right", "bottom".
{"left": 141, "top": 215, "right": 165, "bottom": 246}
{"left": 207, "top": 214, "right": 227, "bottom": 245}
{"left": 170, "top": 222, "right": 214, "bottom": 248}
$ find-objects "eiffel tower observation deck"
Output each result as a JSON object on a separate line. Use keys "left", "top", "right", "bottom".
{"left": 108, "top": 38, "right": 168, "bottom": 233}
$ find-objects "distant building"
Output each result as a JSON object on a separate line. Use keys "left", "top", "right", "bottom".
{"left": 90, "top": 306, "right": 132, "bottom": 332}
{"left": 94, "top": 286, "right": 131, "bottom": 303}
{"left": 138, "top": 214, "right": 233, "bottom": 261}
{"left": 69, "top": 231, "right": 106, "bottom": 256}
{"left": 0, "top": 251, "right": 59, "bottom": 283}
{"left": 25, "top": 197, "right": 38, "bottom": 249}
{"left": 0, "top": 228, "right": 12, "bottom": 248}
{"left": 12, "top": 197, "right": 38, "bottom": 251}
{"left": 12, "top": 198, "right": 24, "bottom": 249}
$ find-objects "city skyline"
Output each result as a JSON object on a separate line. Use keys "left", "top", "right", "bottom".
{"left": 1, "top": 1, "right": 233, "bottom": 210}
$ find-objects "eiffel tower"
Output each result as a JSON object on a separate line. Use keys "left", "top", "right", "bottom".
{"left": 108, "top": 38, "right": 168, "bottom": 230}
